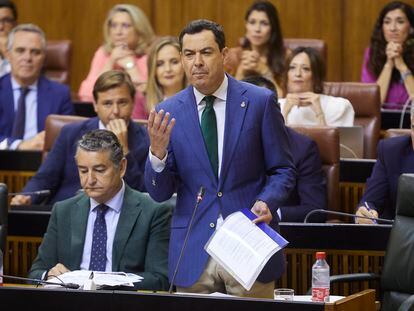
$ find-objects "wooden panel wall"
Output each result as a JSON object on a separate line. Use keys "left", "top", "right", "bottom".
{"left": 11, "top": 0, "right": 414, "bottom": 94}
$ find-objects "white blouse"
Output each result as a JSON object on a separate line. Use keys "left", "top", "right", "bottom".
{"left": 279, "top": 94, "right": 355, "bottom": 126}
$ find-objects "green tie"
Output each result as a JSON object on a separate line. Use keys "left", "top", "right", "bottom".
{"left": 201, "top": 95, "right": 218, "bottom": 179}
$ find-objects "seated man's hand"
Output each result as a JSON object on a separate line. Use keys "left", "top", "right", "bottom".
{"left": 355, "top": 206, "right": 378, "bottom": 224}
{"left": 107, "top": 119, "right": 129, "bottom": 155}
{"left": 17, "top": 131, "right": 45, "bottom": 150}
{"left": 47, "top": 263, "right": 70, "bottom": 280}
{"left": 251, "top": 200, "right": 272, "bottom": 224}
{"left": 10, "top": 195, "right": 31, "bottom": 205}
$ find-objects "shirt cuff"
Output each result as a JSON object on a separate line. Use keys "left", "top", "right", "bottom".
{"left": 9, "top": 139, "right": 22, "bottom": 150}
{"left": 148, "top": 148, "right": 167, "bottom": 173}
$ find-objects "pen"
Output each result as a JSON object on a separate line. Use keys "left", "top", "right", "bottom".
{"left": 364, "top": 202, "right": 377, "bottom": 224}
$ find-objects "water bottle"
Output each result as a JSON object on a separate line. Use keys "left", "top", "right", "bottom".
{"left": 312, "top": 251, "right": 330, "bottom": 302}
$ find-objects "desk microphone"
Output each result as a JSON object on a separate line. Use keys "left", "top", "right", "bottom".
{"left": 399, "top": 97, "right": 412, "bottom": 129}
{"left": 1, "top": 274, "right": 80, "bottom": 289}
{"left": 8, "top": 190, "right": 51, "bottom": 196}
{"left": 168, "top": 186, "right": 205, "bottom": 294}
{"left": 304, "top": 209, "right": 394, "bottom": 224}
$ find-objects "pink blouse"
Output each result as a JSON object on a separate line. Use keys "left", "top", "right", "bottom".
{"left": 361, "top": 47, "right": 409, "bottom": 109}
{"left": 78, "top": 46, "right": 149, "bottom": 119}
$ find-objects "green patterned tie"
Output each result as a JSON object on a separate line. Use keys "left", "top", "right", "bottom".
{"left": 201, "top": 95, "right": 218, "bottom": 179}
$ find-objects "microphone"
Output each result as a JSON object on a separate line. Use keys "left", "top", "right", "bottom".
{"left": 8, "top": 190, "right": 51, "bottom": 196}
{"left": 398, "top": 97, "right": 412, "bottom": 129}
{"left": 168, "top": 186, "right": 205, "bottom": 294}
{"left": 304, "top": 209, "right": 394, "bottom": 224}
{"left": 1, "top": 274, "right": 80, "bottom": 289}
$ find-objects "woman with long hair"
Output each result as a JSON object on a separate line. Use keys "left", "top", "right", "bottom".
{"left": 225, "top": 0, "right": 286, "bottom": 96}
{"left": 361, "top": 1, "right": 414, "bottom": 108}
{"left": 79, "top": 4, "right": 154, "bottom": 119}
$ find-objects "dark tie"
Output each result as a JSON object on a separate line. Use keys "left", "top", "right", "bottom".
{"left": 89, "top": 204, "right": 109, "bottom": 271}
{"left": 11, "top": 87, "right": 30, "bottom": 139}
{"left": 201, "top": 95, "right": 218, "bottom": 178}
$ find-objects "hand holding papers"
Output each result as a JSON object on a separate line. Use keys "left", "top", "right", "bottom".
{"left": 47, "top": 270, "right": 143, "bottom": 289}
{"left": 205, "top": 208, "right": 288, "bottom": 290}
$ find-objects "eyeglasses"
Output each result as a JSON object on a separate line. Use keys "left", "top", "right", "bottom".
{"left": 0, "top": 17, "right": 15, "bottom": 25}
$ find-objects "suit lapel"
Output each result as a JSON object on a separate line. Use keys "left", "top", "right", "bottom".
{"left": 112, "top": 186, "right": 142, "bottom": 271}
{"left": 178, "top": 87, "right": 217, "bottom": 181}
{"left": 219, "top": 77, "right": 248, "bottom": 188}
{"left": 36, "top": 76, "right": 49, "bottom": 132}
{"left": 2, "top": 75, "right": 15, "bottom": 131}
{"left": 70, "top": 195, "right": 90, "bottom": 269}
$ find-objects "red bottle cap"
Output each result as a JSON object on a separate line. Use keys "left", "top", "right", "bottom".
{"left": 316, "top": 252, "right": 326, "bottom": 259}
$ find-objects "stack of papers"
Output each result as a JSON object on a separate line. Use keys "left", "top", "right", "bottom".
{"left": 205, "top": 209, "right": 288, "bottom": 291}
{"left": 47, "top": 270, "right": 143, "bottom": 289}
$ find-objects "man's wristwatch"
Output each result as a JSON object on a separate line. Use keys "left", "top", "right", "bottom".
{"left": 125, "top": 61, "right": 135, "bottom": 70}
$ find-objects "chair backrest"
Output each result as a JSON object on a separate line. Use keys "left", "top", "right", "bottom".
{"left": 0, "top": 183, "right": 7, "bottom": 254}
{"left": 323, "top": 82, "right": 381, "bottom": 159}
{"left": 384, "top": 128, "right": 411, "bottom": 139}
{"left": 290, "top": 126, "right": 340, "bottom": 213}
{"left": 283, "top": 38, "right": 327, "bottom": 62}
{"left": 43, "top": 40, "right": 72, "bottom": 85}
{"left": 44, "top": 114, "right": 87, "bottom": 159}
{"left": 381, "top": 174, "right": 414, "bottom": 310}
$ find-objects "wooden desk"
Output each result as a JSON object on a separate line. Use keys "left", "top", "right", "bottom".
{"left": 0, "top": 286, "right": 375, "bottom": 311}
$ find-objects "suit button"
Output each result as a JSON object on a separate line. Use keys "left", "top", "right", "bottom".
{"left": 217, "top": 192, "right": 223, "bottom": 197}
{"left": 210, "top": 223, "right": 215, "bottom": 228}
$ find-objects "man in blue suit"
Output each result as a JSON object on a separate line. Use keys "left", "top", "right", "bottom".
{"left": 0, "top": 24, "right": 73, "bottom": 150}
{"left": 145, "top": 20, "right": 295, "bottom": 298}
{"left": 356, "top": 114, "right": 414, "bottom": 223}
{"left": 11, "top": 70, "right": 148, "bottom": 205}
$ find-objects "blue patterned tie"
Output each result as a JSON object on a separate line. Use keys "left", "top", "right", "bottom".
{"left": 89, "top": 204, "right": 109, "bottom": 271}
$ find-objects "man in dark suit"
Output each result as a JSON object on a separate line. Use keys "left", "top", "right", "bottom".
{"left": 145, "top": 20, "right": 295, "bottom": 298}
{"left": 356, "top": 116, "right": 414, "bottom": 223}
{"left": 28, "top": 129, "right": 170, "bottom": 291}
{"left": 11, "top": 70, "right": 149, "bottom": 205}
{"left": 0, "top": 23, "right": 73, "bottom": 150}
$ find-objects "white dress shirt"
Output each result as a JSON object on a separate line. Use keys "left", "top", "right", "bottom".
{"left": 80, "top": 180, "right": 125, "bottom": 272}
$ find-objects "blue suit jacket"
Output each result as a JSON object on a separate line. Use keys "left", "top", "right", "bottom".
{"left": 145, "top": 76, "right": 296, "bottom": 287}
{"left": 279, "top": 128, "right": 326, "bottom": 222}
{"left": 0, "top": 73, "right": 73, "bottom": 142}
{"left": 23, "top": 117, "right": 149, "bottom": 204}
{"left": 359, "top": 135, "right": 414, "bottom": 219}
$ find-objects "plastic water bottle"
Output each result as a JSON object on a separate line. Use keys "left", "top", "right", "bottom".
{"left": 312, "top": 251, "right": 330, "bottom": 302}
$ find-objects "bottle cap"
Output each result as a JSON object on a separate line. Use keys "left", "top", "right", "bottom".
{"left": 316, "top": 251, "right": 326, "bottom": 259}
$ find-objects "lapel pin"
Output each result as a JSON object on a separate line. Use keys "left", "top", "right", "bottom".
{"left": 241, "top": 101, "right": 246, "bottom": 108}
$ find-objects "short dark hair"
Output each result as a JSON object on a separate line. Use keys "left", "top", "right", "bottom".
{"left": 179, "top": 19, "right": 226, "bottom": 51}
{"left": 0, "top": 0, "right": 17, "bottom": 20}
{"left": 92, "top": 70, "right": 136, "bottom": 102}
{"left": 242, "top": 75, "right": 276, "bottom": 94}
{"left": 285, "top": 46, "right": 326, "bottom": 94}
{"left": 76, "top": 129, "right": 124, "bottom": 168}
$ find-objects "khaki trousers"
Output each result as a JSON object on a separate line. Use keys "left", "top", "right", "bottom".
{"left": 177, "top": 258, "right": 274, "bottom": 299}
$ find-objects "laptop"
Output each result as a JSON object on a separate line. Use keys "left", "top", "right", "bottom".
{"left": 338, "top": 126, "right": 364, "bottom": 159}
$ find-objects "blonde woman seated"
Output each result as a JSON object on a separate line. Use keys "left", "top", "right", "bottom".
{"left": 280, "top": 47, "right": 354, "bottom": 126}
{"left": 79, "top": 4, "right": 154, "bottom": 119}
{"left": 135, "top": 36, "right": 186, "bottom": 118}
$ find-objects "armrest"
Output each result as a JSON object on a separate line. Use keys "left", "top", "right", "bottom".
{"left": 330, "top": 273, "right": 380, "bottom": 283}
{"left": 398, "top": 294, "right": 414, "bottom": 311}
